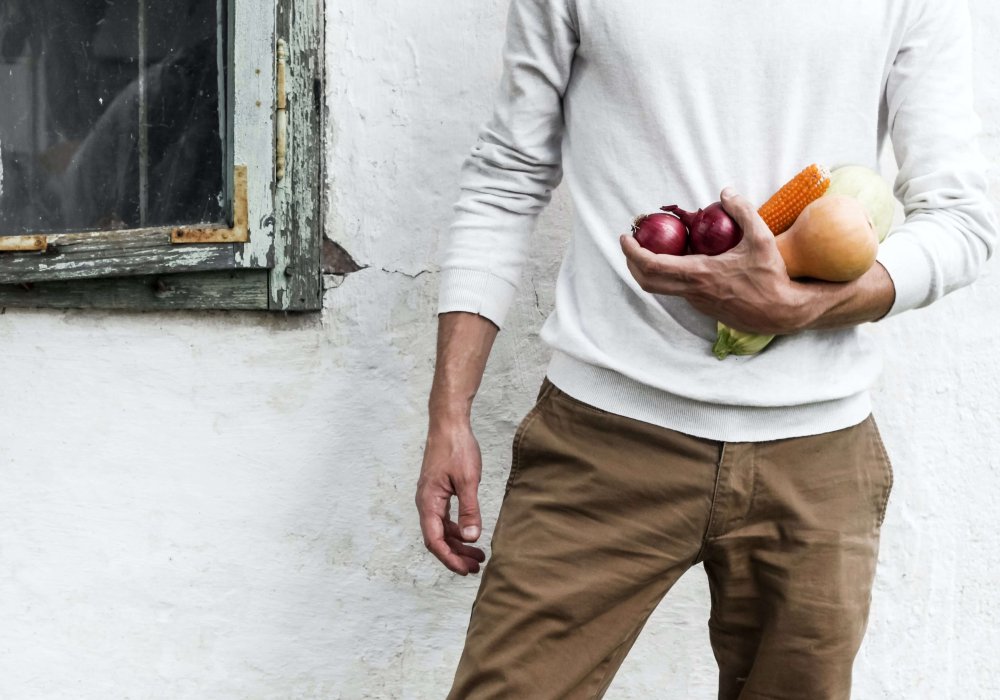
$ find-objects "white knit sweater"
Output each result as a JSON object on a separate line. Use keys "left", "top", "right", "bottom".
{"left": 437, "top": 0, "right": 998, "bottom": 441}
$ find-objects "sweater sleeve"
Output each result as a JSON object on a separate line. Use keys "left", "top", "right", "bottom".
{"left": 436, "top": 0, "right": 579, "bottom": 329}
{"left": 875, "top": 0, "right": 999, "bottom": 319}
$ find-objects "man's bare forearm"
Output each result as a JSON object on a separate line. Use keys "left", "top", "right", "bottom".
{"left": 418, "top": 311, "right": 496, "bottom": 571}
{"left": 793, "top": 262, "right": 896, "bottom": 332}
{"left": 428, "top": 312, "right": 500, "bottom": 430}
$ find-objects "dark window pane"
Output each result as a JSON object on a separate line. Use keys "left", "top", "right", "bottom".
{"left": 0, "top": 0, "right": 226, "bottom": 235}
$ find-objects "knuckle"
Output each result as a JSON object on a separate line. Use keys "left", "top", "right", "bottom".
{"left": 453, "top": 471, "right": 476, "bottom": 490}
{"left": 458, "top": 501, "right": 479, "bottom": 514}
{"left": 730, "top": 194, "right": 750, "bottom": 211}
{"left": 415, "top": 489, "right": 434, "bottom": 510}
{"left": 745, "top": 226, "right": 766, "bottom": 245}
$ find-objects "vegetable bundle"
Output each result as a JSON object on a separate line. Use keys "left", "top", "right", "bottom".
{"left": 629, "top": 163, "right": 896, "bottom": 359}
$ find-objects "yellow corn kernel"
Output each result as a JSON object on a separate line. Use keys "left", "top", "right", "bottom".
{"left": 758, "top": 163, "right": 832, "bottom": 235}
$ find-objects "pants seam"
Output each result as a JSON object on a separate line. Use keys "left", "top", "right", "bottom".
{"left": 588, "top": 635, "right": 632, "bottom": 699}
{"left": 587, "top": 592, "right": 665, "bottom": 699}
{"left": 745, "top": 445, "right": 760, "bottom": 525}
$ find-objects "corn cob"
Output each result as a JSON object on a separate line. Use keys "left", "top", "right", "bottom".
{"left": 757, "top": 163, "right": 831, "bottom": 235}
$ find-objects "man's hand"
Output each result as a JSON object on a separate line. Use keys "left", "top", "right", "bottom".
{"left": 416, "top": 420, "right": 488, "bottom": 576}
{"left": 620, "top": 188, "right": 808, "bottom": 335}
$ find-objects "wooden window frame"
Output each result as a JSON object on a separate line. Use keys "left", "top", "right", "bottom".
{"left": 0, "top": 0, "right": 323, "bottom": 311}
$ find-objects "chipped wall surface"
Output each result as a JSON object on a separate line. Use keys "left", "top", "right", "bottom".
{"left": 1, "top": 1, "right": 999, "bottom": 698}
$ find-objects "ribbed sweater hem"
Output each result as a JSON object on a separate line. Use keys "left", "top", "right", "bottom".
{"left": 545, "top": 351, "right": 873, "bottom": 443}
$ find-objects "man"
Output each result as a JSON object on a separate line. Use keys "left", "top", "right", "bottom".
{"left": 415, "top": 0, "right": 998, "bottom": 697}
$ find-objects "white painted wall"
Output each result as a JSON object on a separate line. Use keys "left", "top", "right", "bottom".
{"left": 1, "top": 1, "right": 998, "bottom": 698}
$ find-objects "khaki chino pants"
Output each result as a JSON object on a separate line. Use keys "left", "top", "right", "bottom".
{"left": 448, "top": 378, "right": 893, "bottom": 699}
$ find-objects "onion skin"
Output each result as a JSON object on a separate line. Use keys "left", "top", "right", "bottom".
{"left": 661, "top": 203, "right": 743, "bottom": 256}
{"left": 632, "top": 212, "right": 688, "bottom": 256}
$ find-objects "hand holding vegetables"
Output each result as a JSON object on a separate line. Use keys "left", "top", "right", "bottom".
{"left": 625, "top": 164, "right": 894, "bottom": 359}
{"left": 622, "top": 188, "right": 809, "bottom": 336}
{"left": 712, "top": 164, "right": 892, "bottom": 358}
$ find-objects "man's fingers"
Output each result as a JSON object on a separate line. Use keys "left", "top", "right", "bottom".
{"left": 424, "top": 527, "right": 477, "bottom": 575}
{"left": 418, "top": 510, "right": 461, "bottom": 567}
{"left": 444, "top": 520, "right": 487, "bottom": 561}
{"left": 417, "top": 493, "right": 476, "bottom": 575}
{"left": 453, "top": 476, "right": 482, "bottom": 542}
{"left": 620, "top": 235, "right": 697, "bottom": 295}
{"left": 443, "top": 518, "right": 465, "bottom": 541}
{"left": 621, "top": 234, "right": 679, "bottom": 275}
{"left": 444, "top": 536, "right": 487, "bottom": 563}
{"left": 719, "top": 187, "right": 755, "bottom": 227}
{"left": 719, "top": 187, "right": 770, "bottom": 245}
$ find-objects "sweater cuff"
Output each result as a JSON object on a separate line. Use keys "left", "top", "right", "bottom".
{"left": 437, "top": 268, "right": 519, "bottom": 330}
{"left": 874, "top": 230, "right": 933, "bottom": 320}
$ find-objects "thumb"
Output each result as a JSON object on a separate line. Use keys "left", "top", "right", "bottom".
{"left": 454, "top": 478, "right": 482, "bottom": 542}
{"left": 720, "top": 187, "right": 769, "bottom": 242}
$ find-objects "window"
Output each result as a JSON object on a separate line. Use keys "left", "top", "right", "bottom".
{"left": 0, "top": 0, "right": 323, "bottom": 311}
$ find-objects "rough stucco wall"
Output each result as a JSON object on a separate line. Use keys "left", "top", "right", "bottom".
{"left": 0, "top": 1, "right": 998, "bottom": 698}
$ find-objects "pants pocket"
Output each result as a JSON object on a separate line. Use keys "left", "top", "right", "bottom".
{"left": 504, "top": 378, "right": 556, "bottom": 496}
{"left": 867, "top": 415, "right": 895, "bottom": 528}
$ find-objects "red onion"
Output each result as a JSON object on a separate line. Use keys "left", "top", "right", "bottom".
{"left": 661, "top": 202, "right": 742, "bottom": 256}
{"left": 631, "top": 212, "right": 687, "bottom": 256}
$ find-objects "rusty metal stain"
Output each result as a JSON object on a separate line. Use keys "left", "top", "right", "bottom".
{"left": 0, "top": 235, "right": 48, "bottom": 252}
{"left": 171, "top": 226, "right": 246, "bottom": 244}
{"left": 171, "top": 165, "right": 249, "bottom": 244}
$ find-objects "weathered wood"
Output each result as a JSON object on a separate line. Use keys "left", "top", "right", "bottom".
{"left": 233, "top": 0, "right": 277, "bottom": 269}
{"left": 0, "top": 270, "right": 270, "bottom": 310}
{"left": 0, "top": 227, "right": 237, "bottom": 284}
{"left": 271, "top": 0, "right": 324, "bottom": 311}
